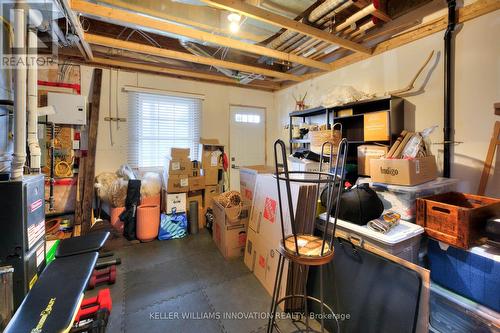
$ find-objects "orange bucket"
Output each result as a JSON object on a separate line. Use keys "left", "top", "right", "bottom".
{"left": 136, "top": 204, "right": 160, "bottom": 242}
{"left": 110, "top": 206, "right": 125, "bottom": 233}
{"left": 141, "top": 194, "right": 161, "bottom": 206}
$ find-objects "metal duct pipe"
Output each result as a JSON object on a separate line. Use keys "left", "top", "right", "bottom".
{"left": 309, "top": 0, "right": 347, "bottom": 23}
{"left": 180, "top": 41, "right": 236, "bottom": 77}
{"left": 443, "top": 0, "right": 456, "bottom": 178}
{"left": 27, "top": 28, "right": 41, "bottom": 172}
{"left": 266, "top": 30, "right": 297, "bottom": 49}
{"left": 317, "top": 1, "right": 354, "bottom": 26}
{"left": 11, "top": 4, "right": 27, "bottom": 180}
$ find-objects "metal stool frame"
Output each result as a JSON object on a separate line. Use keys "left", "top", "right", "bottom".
{"left": 267, "top": 138, "right": 348, "bottom": 333}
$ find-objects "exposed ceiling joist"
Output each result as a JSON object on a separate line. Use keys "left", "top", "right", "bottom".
{"left": 281, "top": 0, "right": 500, "bottom": 89}
{"left": 87, "top": 57, "right": 279, "bottom": 90}
{"left": 71, "top": 0, "right": 331, "bottom": 71}
{"left": 94, "top": 0, "right": 267, "bottom": 43}
{"left": 84, "top": 33, "right": 304, "bottom": 82}
{"left": 200, "top": 0, "right": 373, "bottom": 56}
{"left": 58, "top": 0, "right": 93, "bottom": 60}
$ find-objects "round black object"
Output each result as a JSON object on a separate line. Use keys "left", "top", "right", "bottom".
{"left": 320, "top": 183, "right": 384, "bottom": 225}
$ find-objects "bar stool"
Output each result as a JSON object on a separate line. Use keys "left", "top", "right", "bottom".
{"left": 267, "top": 138, "right": 348, "bottom": 333}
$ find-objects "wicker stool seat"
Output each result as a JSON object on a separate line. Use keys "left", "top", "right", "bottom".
{"left": 279, "top": 234, "right": 334, "bottom": 266}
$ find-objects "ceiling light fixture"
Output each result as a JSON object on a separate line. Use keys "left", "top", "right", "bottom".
{"left": 227, "top": 12, "right": 241, "bottom": 33}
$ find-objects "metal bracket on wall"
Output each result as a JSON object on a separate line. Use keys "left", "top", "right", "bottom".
{"left": 104, "top": 117, "right": 126, "bottom": 122}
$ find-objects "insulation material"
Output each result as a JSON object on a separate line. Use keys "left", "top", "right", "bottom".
{"left": 140, "top": 172, "right": 162, "bottom": 198}
{"left": 320, "top": 85, "right": 373, "bottom": 107}
{"left": 95, "top": 172, "right": 118, "bottom": 203}
{"left": 109, "top": 178, "right": 128, "bottom": 208}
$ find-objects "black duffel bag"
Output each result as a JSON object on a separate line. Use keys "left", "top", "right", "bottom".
{"left": 320, "top": 183, "right": 384, "bottom": 225}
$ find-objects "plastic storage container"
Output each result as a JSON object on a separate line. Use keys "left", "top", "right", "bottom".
{"left": 427, "top": 240, "right": 500, "bottom": 312}
{"left": 429, "top": 283, "right": 500, "bottom": 333}
{"left": 318, "top": 213, "right": 424, "bottom": 263}
{"left": 369, "top": 177, "right": 459, "bottom": 222}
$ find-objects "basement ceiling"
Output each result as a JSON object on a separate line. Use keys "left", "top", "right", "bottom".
{"left": 49, "top": 0, "right": 473, "bottom": 91}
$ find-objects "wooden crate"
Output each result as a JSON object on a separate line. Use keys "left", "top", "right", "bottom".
{"left": 416, "top": 192, "right": 500, "bottom": 249}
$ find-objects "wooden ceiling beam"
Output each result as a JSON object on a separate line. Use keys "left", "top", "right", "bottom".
{"left": 279, "top": 0, "right": 500, "bottom": 89}
{"left": 200, "top": 0, "right": 372, "bottom": 56}
{"left": 85, "top": 57, "right": 279, "bottom": 91}
{"left": 71, "top": 0, "right": 331, "bottom": 71}
{"left": 84, "top": 33, "right": 304, "bottom": 82}
{"left": 98, "top": 0, "right": 266, "bottom": 43}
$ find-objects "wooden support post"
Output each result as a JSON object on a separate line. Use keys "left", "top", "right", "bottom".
{"left": 478, "top": 117, "right": 500, "bottom": 196}
{"left": 75, "top": 68, "right": 103, "bottom": 234}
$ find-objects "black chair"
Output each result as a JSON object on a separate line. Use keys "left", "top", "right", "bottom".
{"left": 267, "top": 138, "right": 348, "bottom": 333}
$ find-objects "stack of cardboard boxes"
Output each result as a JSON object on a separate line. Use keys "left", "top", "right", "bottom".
{"left": 162, "top": 141, "right": 225, "bottom": 229}
{"left": 199, "top": 141, "right": 224, "bottom": 209}
{"left": 162, "top": 148, "right": 191, "bottom": 214}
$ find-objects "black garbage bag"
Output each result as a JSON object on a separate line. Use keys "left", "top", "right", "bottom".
{"left": 321, "top": 183, "right": 384, "bottom": 225}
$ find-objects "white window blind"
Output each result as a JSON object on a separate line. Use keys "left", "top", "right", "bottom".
{"left": 128, "top": 91, "right": 201, "bottom": 168}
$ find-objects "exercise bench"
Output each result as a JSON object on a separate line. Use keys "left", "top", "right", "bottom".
{"left": 4, "top": 231, "right": 110, "bottom": 333}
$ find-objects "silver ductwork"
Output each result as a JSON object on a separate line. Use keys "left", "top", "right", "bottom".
{"left": 180, "top": 41, "right": 264, "bottom": 83}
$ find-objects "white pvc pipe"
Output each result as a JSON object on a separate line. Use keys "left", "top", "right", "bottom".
{"left": 11, "top": 6, "right": 26, "bottom": 180}
{"left": 27, "top": 28, "right": 41, "bottom": 171}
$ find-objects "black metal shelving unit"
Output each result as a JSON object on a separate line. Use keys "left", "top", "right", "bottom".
{"left": 289, "top": 96, "right": 404, "bottom": 157}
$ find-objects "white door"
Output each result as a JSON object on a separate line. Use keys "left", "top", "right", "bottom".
{"left": 229, "top": 105, "right": 266, "bottom": 191}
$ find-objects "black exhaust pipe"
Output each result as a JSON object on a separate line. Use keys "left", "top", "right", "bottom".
{"left": 443, "top": 0, "right": 456, "bottom": 178}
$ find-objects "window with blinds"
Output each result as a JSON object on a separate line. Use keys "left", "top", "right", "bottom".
{"left": 128, "top": 91, "right": 201, "bottom": 168}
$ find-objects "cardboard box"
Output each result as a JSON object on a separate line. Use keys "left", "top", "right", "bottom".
{"left": 204, "top": 184, "right": 222, "bottom": 208}
{"left": 168, "top": 147, "right": 190, "bottom": 159}
{"left": 189, "top": 175, "right": 205, "bottom": 191}
{"left": 191, "top": 160, "right": 202, "bottom": 177}
{"left": 164, "top": 158, "right": 192, "bottom": 176}
{"left": 212, "top": 205, "right": 247, "bottom": 259}
{"left": 248, "top": 174, "right": 298, "bottom": 239}
{"left": 244, "top": 228, "right": 257, "bottom": 271}
{"left": 200, "top": 138, "right": 220, "bottom": 145}
{"left": 165, "top": 174, "right": 189, "bottom": 193}
{"left": 187, "top": 191, "right": 204, "bottom": 229}
{"left": 249, "top": 228, "right": 288, "bottom": 303}
{"left": 357, "top": 145, "right": 389, "bottom": 176}
{"left": 212, "top": 200, "right": 250, "bottom": 226}
{"left": 203, "top": 168, "right": 219, "bottom": 186}
{"left": 364, "top": 111, "right": 390, "bottom": 141}
{"left": 240, "top": 166, "right": 274, "bottom": 205}
{"left": 370, "top": 155, "right": 437, "bottom": 186}
{"left": 201, "top": 151, "right": 222, "bottom": 169}
{"left": 164, "top": 192, "right": 187, "bottom": 213}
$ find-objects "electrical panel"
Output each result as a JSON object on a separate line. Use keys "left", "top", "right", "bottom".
{"left": 47, "top": 92, "right": 87, "bottom": 125}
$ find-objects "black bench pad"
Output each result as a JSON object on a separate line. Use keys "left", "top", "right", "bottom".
{"left": 4, "top": 252, "right": 98, "bottom": 333}
{"left": 56, "top": 231, "right": 110, "bottom": 258}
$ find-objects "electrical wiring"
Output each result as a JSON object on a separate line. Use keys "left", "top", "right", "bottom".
{"left": 54, "top": 160, "right": 73, "bottom": 177}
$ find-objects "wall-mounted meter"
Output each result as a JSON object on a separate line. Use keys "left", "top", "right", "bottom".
{"left": 47, "top": 92, "right": 87, "bottom": 125}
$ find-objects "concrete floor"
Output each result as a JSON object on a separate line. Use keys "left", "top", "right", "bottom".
{"left": 90, "top": 229, "right": 319, "bottom": 333}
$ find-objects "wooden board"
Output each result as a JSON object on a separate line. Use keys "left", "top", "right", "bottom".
{"left": 75, "top": 69, "right": 102, "bottom": 234}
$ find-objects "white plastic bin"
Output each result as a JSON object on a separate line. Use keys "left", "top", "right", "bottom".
{"left": 429, "top": 283, "right": 500, "bottom": 333}
{"left": 318, "top": 213, "right": 424, "bottom": 263}
{"left": 369, "top": 177, "right": 460, "bottom": 222}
